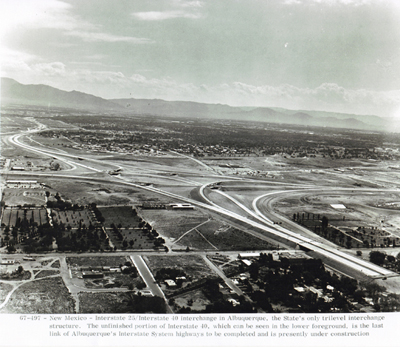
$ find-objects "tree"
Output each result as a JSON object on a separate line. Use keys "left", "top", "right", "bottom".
{"left": 369, "top": 251, "right": 386, "bottom": 265}
{"left": 321, "top": 216, "right": 328, "bottom": 230}
{"left": 7, "top": 244, "right": 16, "bottom": 253}
{"left": 387, "top": 255, "right": 395, "bottom": 262}
{"left": 137, "top": 281, "right": 146, "bottom": 290}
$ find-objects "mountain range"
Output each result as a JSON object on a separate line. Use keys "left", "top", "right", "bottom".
{"left": 1, "top": 77, "right": 395, "bottom": 132}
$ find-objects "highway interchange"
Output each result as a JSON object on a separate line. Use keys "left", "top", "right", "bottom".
{"left": 1, "top": 120, "right": 400, "bottom": 303}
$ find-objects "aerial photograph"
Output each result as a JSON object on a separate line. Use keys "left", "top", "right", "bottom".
{"left": 1, "top": 0, "right": 400, "bottom": 318}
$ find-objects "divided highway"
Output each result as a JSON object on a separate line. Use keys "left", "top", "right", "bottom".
{"left": 4, "top": 127, "right": 398, "bottom": 283}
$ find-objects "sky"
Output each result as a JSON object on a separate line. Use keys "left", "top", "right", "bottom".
{"left": 1, "top": 0, "right": 400, "bottom": 118}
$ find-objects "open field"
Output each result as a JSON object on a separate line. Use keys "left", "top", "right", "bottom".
{"left": 0, "top": 270, "right": 32, "bottom": 281}
{"left": 1, "top": 189, "right": 47, "bottom": 207}
{"left": 273, "top": 191, "right": 400, "bottom": 249}
{"left": 78, "top": 292, "right": 122, "bottom": 313}
{"left": 0, "top": 277, "right": 75, "bottom": 314}
{"left": 34, "top": 269, "right": 59, "bottom": 279}
{"left": 0, "top": 283, "right": 14, "bottom": 302}
{"left": 78, "top": 292, "right": 166, "bottom": 313}
{"left": 140, "top": 208, "right": 274, "bottom": 250}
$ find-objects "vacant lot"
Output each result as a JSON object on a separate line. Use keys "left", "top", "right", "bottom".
{"left": 0, "top": 283, "right": 14, "bottom": 302}
{"left": 78, "top": 292, "right": 166, "bottom": 313}
{"left": 34, "top": 270, "right": 60, "bottom": 279}
{"left": 0, "top": 270, "right": 31, "bottom": 281}
{"left": 78, "top": 292, "right": 122, "bottom": 313}
{"left": 275, "top": 191, "right": 400, "bottom": 249}
{"left": 0, "top": 277, "right": 75, "bottom": 314}
{"left": 1, "top": 188, "right": 47, "bottom": 207}
{"left": 140, "top": 209, "right": 274, "bottom": 251}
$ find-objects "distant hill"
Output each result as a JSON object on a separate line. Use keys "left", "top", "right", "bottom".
{"left": 1, "top": 77, "right": 122, "bottom": 111}
{"left": 1, "top": 77, "right": 392, "bottom": 131}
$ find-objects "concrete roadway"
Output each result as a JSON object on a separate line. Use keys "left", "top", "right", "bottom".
{"left": 202, "top": 255, "right": 244, "bottom": 296}
{"left": 198, "top": 184, "right": 397, "bottom": 280}
{"left": 3, "top": 122, "right": 399, "bottom": 290}
{"left": 129, "top": 255, "right": 170, "bottom": 306}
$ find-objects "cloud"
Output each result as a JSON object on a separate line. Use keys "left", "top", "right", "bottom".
{"left": 132, "top": 10, "right": 201, "bottom": 21}
{"left": 132, "top": 0, "right": 204, "bottom": 21}
{"left": 283, "top": 0, "right": 398, "bottom": 6}
{"left": 0, "top": 47, "right": 38, "bottom": 73}
{"left": 0, "top": 0, "right": 93, "bottom": 36}
{"left": 120, "top": 75, "right": 400, "bottom": 117}
{"left": 0, "top": 0, "right": 153, "bottom": 45}
{"left": 34, "top": 62, "right": 66, "bottom": 76}
{"left": 67, "top": 31, "right": 154, "bottom": 44}
{"left": 173, "top": 0, "right": 204, "bottom": 8}
{"left": 129, "top": 74, "right": 198, "bottom": 98}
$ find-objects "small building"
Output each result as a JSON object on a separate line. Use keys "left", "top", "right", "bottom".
{"left": 331, "top": 204, "right": 346, "bottom": 209}
{"left": 238, "top": 274, "right": 248, "bottom": 281}
{"left": 228, "top": 298, "right": 240, "bottom": 306}
{"left": 11, "top": 166, "right": 25, "bottom": 171}
{"left": 279, "top": 252, "right": 310, "bottom": 263}
{"left": 323, "top": 295, "right": 333, "bottom": 303}
{"left": 23, "top": 256, "right": 36, "bottom": 261}
{"left": 239, "top": 252, "right": 260, "bottom": 259}
{"left": 271, "top": 253, "right": 280, "bottom": 261}
{"left": 168, "top": 203, "right": 195, "bottom": 210}
{"left": 0, "top": 260, "right": 15, "bottom": 265}
{"left": 294, "top": 286, "right": 305, "bottom": 293}
{"left": 165, "top": 279, "right": 177, "bottom": 288}
{"left": 307, "top": 286, "right": 324, "bottom": 298}
{"left": 241, "top": 259, "right": 252, "bottom": 267}
{"left": 82, "top": 271, "right": 104, "bottom": 279}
